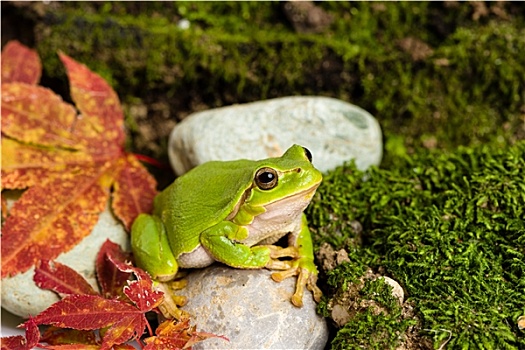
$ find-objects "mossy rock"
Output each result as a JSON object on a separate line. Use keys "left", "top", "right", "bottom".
{"left": 308, "top": 140, "right": 525, "bottom": 349}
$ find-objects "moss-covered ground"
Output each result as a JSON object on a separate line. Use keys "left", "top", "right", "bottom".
{"left": 308, "top": 141, "right": 525, "bottom": 349}
{"left": 2, "top": 1, "right": 524, "bottom": 348}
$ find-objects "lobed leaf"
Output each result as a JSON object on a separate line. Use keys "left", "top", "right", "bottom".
{"left": 34, "top": 260, "right": 98, "bottom": 297}
{"left": 30, "top": 295, "right": 147, "bottom": 343}
{"left": 112, "top": 154, "right": 157, "bottom": 230}
{"left": 103, "top": 241, "right": 164, "bottom": 312}
{"left": 1, "top": 167, "right": 109, "bottom": 278}
{"left": 40, "top": 327, "right": 97, "bottom": 347}
{"left": 0, "top": 318, "right": 39, "bottom": 350}
{"left": 1, "top": 83, "right": 84, "bottom": 150}
{"left": 1, "top": 41, "right": 156, "bottom": 280}
{"left": 59, "top": 53, "right": 125, "bottom": 156}
{"left": 96, "top": 240, "right": 133, "bottom": 300}
{"left": 143, "top": 318, "right": 228, "bottom": 350}
{"left": 1, "top": 40, "right": 41, "bottom": 85}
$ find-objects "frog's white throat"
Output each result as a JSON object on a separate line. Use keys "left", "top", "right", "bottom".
{"left": 240, "top": 185, "right": 318, "bottom": 246}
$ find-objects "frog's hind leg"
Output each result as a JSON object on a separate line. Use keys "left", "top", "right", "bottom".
{"left": 131, "top": 214, "right": 188, "bottom": 319}
{"left": 267, "top": 214, "right": 322, "bottom": 307}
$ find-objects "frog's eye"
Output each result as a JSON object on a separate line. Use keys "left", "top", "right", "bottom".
{"left": 303, "top": 147, "right": 312, "bottom": 162}
{"left": 255, "top": 167, "right": 278, "bottom": 190}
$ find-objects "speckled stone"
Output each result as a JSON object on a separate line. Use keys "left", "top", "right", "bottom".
{"left": 169, "top": 96, "right": 382, "bottom": 175}
{"left": 1, "top": 198, "right": 128, "bottom": 318}
{"left": 178, "top": 265, "right": 329, "bottom": 349}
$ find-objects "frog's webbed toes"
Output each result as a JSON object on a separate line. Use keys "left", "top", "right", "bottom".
{"left": 306, "top": 272, "right": 323, "bottom": 303}
{"left": 155, "top": 281, "right": 190, "bottom": 320}
{"left": 271, "top": 266, "right": 322, "bottom": 307}
{"left": 263, "top": 245, "right": 298, "bottom": 270}
{"left": 265, "top": 245, "right": 299, "bottom": 259}
{"left": 262, "top": 245, "right": 322, "bottom": 306}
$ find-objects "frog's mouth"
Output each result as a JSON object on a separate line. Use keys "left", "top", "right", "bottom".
{"left": 263, "top": 182, "right": 320, "bottom": 210}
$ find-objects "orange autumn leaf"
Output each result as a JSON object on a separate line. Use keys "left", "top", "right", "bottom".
{"left": 1, "top": 40, "right": 41, "bottom": 85}
{"left": 1, "top": 83, "right": 83, "bottom": 150}
{"left": 1, "top": 138, "right": 94, "bottom": 189}
{"left": 112, "top": 154, "right": 157, "bottom": 230}
{"left": 59, "top": 52, "right": 125, "bottom": 157}
{"left": 1, "top": 41, "right": 157, "bottom": 278}
{"left": 143, "top": 318, "right": 229, "bottom": 349}
{"left": 2, "top": 166, "right": 110, "bottom": 277}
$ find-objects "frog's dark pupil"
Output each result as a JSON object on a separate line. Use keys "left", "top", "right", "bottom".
{"left": 255, "top": 167, "right": 278, "bottom": 190}
{"left": 259, "top": 172, "right": 274, "bottom": 183}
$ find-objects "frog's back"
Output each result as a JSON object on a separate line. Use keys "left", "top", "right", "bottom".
{"left": 154, "top": 159, "right": 255, "bottom": 257}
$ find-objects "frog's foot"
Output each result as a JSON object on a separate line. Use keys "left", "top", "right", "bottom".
{"left": 155, "top": 280, "right": 190, "bottom": 320}
{"left": 269, "top": 261, "right": 323, "bottom": 307}
{"left": 266, "top": 245, "right": 299, "bottom": 259}
{"left": 263, "top": 245, "right": 298, "bottom": 270}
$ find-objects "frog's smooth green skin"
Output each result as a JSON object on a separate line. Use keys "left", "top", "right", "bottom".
{"left": 131, "top": 144, "right": 323, "bottom": 319}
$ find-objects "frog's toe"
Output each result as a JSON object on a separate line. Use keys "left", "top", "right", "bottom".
{"left": 158, "top": 301, "right": 190, "bottom": 320}
{"left": 169, "top": 278, "right": 188, "bottom": 291}
{"left": 270, "top": 267, "right": 299, "bottom": 282}
{"left": 306, "top": 273, "right": 323, "bottom": 303}
{"left": 266, "top": 245, "right": 299, "bottom": 259}
{"left": 271, "top": 266, "right": 322, "bottom": 307}
{"left": 266, "top": 259, "right": 294, "bottom": 270}
{"left": 156, "top": 282, "right": 189, "bottom": 320}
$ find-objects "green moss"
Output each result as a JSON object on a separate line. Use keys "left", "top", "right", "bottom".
{"left": 32, "top": 2, "right": 524, "bottom": 161}
{"left": 332, "top": 309, "right": 415, "bottom": 350}
{"left": 308, "top": 141, "right": 525, "bottom": 348}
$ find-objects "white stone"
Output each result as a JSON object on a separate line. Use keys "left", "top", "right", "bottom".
{"left": 379, "top": 276, "right": 405, "bottom": 304}
{"left": 169, "top": 96, "right": 382, "bottom": 175}
{"left": 178, "top": 265, "right": 328, "bottom": 349}
{"left": 1, "top": 201, "right": 129, "bottom": 318}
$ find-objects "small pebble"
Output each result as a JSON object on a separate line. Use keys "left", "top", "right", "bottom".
{"left": 378, "top": 276, "right": 405, "bottom": 304}
{"left": 169, "top": 96, "right": 382, "bottom": 175}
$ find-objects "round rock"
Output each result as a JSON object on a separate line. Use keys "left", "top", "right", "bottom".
{"left": 178, "top": 265, "right": 328, "bottom": 349}
{"left": 169, "top": 96, "right": 382, "bottom": 175}
{"left": 1, "top": 203, "right": 128, "bottom": 318}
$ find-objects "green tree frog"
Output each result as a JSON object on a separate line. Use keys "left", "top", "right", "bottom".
{"left": 131, "top": 144, "right": 323, "bottom": 318}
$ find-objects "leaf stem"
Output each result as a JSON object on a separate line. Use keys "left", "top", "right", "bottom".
{"left": 133, "top": 153, "right": 172, "bottom": 170}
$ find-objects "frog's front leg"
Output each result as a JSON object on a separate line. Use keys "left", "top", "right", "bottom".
{"left": 200, "top": 221, "right": 276, "bottom": 268}
{"left": 268, "top": 214, "right": 323, "bottom": 307}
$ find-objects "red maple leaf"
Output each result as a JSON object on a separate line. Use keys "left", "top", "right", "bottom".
{"left": 34, "top": 260, "right": 99, "bottom": 297}
{"left": 1, "top": 41, "right": 157, "bottom": 279}
{"left": 144, "top": 318, "right": 229, "bottom": 350}
{"left": 0, "top": 317, "right": 39, "bottom": 350}
{"left": 0, "top": 41, "right": 225, "bottom": 350}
